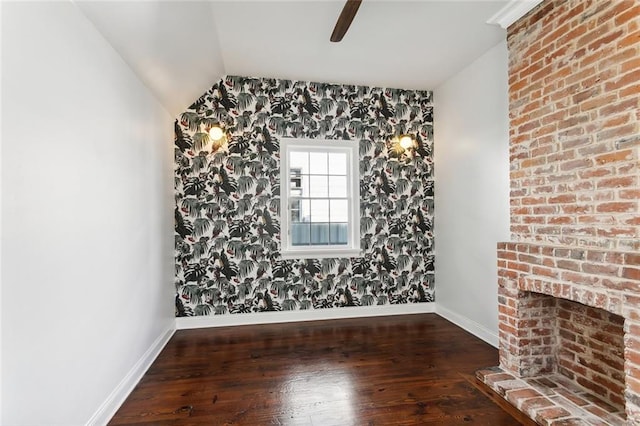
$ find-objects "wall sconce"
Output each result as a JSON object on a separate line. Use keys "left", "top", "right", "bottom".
{"left": 207, "top": 124, "right": 228, "bottom": 152}
{"left": 390, "top": 134, "right": 415, "bottom": 156}
{"left": 398, "top": 134, "right": 415, "bottom": 150}
{"left": 208, "top": 125, "right": 225, "bottom": 141}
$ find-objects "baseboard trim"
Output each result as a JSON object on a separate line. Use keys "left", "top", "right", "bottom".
{"left": 176, "top": 303, "right": 436, "bottom": 329}
{"left": 88, "top": 303, "right": 494, "bottom": 425}
{"left": 86, "top": 325, "right": 176, "bottom": 426}
{"left": 435, "top": 305, "right": 498, "bottom": 348}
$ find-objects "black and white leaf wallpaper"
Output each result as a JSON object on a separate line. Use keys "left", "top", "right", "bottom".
{"left": 174, "top": 76, "right": 434, "bottom": 317}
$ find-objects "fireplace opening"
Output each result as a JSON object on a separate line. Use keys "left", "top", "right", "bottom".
{"left": 555, "top": 298, "right": 625, "bottom": 412}
{"left": 482, "top": 289, "right": 627, "bottom": 424}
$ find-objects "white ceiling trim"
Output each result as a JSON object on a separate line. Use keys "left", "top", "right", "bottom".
{"left": 486, "top": 0, "right": 544, "bottom": 29}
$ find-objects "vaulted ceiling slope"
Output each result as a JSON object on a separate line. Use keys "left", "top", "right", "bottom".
{"left": 76, "top": 0, "right": 512, "bottom": 117}
{"left": 75, "top": 1, "right": 225, "bottom": 117}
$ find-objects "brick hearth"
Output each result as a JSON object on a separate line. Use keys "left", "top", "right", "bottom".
{"left": 484, "top": 241, "right": 638, "bottom": 424}
{"left": 481, "top": 0, "right": 640, "bottom": 424}
{"left": 478, "top": 367, "right": 625, "bottom": 425}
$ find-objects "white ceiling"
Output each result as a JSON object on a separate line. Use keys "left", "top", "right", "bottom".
{"left": 76, "top": 0, "right": 512, "bottom": 117}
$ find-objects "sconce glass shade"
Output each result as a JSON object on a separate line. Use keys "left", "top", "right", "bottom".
{"left": 399, "top": 135, "right": 414, "bottom": 149}
{"left": 208, "top": 125, "right": 225, "bottom": 141}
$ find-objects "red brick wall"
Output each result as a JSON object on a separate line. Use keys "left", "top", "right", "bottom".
{"left": 557, "top": 299, "right": 625, "bottom": 410}
{"left": 507, "top": 0, "right": 639, "bottom": 251}
{"left": 499, "top": 0, "right": 640, "bottom": 421}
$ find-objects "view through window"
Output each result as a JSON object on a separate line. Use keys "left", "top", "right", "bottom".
{"left": 289, "top": 151, "right": 349, "bottom": 246}
{"left": 280, "top": 138, "right": 360, "bottom": 259}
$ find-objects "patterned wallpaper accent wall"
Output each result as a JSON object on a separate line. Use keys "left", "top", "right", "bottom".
{"left": 174, "top": 76, "right": 434, "bottom": 317}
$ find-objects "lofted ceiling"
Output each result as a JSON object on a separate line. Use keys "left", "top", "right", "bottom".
{"left": 76, "top": 0, "right": 515, "bottom": 117}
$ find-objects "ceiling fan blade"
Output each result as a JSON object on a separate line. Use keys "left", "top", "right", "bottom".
{"left": 330, "top": 0, "right": 362, "bottom": 42}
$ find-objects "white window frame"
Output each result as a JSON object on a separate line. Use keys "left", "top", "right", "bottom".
{"left": 280, "top": 138, "right": 361, "bottom": 259}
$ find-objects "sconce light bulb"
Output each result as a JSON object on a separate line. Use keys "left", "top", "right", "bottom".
{"left": 209, "top": 126, "right": 224, "bottom": 141}
{"left": 399, "top": 135, "right": 414, "bottom": 149}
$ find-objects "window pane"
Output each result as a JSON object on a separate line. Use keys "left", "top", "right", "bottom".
{"left": 281, "top": 140, "right": 359, "bottom": 254}
{"left": 328, "top": 176, "right": 347, "bottom": 198}
{"left": 309, "top": 175, "right": 328, "bottom": 197}
{"left": 290, "top": 174, "right": 309, "bottom": 197}
{"left": 330, "top": 223, "right": 348, "bottom": 245}
{"left": 309, "top": 152, "right": 328, "bottom": 174}
{"left": 310, "top": 223, "right": 329, "bottom": 245}
{"left": 291, "top": 223, "right": 310, "bottom": 246}
{"left": 290, "top": 151, "right": 309, "bottom": 175}
{"left": 291, "top": 199, "right": 310, "bottom": 223}
{"left": 330, "top": 199, "right": 348, "bottom": 222}
{"left": 310, "top": 199, "right": 329, "bottom": 222}
{"left": 328, "top": 152, "right": 347, "bottom": 175}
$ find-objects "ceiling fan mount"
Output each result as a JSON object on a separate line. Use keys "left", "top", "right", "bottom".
{"left": 330, "top": 0, "right": 363, "bottom": 42}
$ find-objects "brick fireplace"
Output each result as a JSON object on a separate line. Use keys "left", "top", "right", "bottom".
{"left": 478, "top": 0, "right": 639, "bottom": 424}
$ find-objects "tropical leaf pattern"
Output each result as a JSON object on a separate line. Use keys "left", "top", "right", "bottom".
{"left": 174, "top": 76, "right": 435, "bottom": 317}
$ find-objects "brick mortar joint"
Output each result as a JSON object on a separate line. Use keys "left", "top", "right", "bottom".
{"left": 498, "top": 241, "right": 639, "bottom": 256}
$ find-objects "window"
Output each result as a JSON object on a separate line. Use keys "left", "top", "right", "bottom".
{"left": 280, "top": 138, "right": 360, "bottom": 259}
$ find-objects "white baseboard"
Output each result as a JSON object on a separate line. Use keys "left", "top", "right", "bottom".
{"left": 86, "top": 302, "right": 493, "bottom": 426}
{"left": 176, "top": 303, "right": 436, "bottom": 329}
{"left": 435, "top": 304, "right": 498, "bottom": 348}
{"left": 86, "top": 325, "right": 176, "bottom": 426}
{"left": 84, "top": 303, "right": 493, "bottom": 426}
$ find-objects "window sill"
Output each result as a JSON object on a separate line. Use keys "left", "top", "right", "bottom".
{"left": 280, "top": 248, "right": 362, "bottom": 260}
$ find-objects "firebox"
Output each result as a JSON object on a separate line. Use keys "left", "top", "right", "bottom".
{"left": 478, "top": 242, "right": 638, "bottom": 424}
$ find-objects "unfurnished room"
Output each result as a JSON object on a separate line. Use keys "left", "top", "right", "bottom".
{"left": 1, "top": 0, "right": 639, "bottom": 425}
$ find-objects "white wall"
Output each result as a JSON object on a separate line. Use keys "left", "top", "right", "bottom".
{"left": 433, "top": 41, "right": 510, "bottom": 347}
{"left": 1, "top": 2, "right": 175, "bottom": 425}
{"left": 0, "top": 2, "right": 3, "bottom": 420}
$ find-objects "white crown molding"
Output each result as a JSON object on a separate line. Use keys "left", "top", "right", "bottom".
{"left": 486, "top": 0, "right": 544, "bottom": 29}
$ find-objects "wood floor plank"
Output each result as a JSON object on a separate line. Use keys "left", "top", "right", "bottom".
{"left": 110, "top": 314, "right": 522, "bottom": 425}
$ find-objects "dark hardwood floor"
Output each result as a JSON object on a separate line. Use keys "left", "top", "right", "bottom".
{"left": 109, "top": 313, "right": 523, "bottom": 425}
